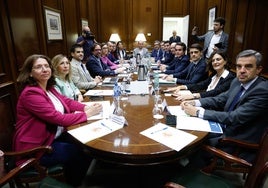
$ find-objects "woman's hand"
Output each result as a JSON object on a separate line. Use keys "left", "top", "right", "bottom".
{"left": 84, "top": 103, "right": 103, "bottom": 117}
{"left": 77, "top": 94, "right": 84, "bottom": 102}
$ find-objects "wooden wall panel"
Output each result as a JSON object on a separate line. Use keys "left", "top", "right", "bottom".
{"left": 98, "top": 0, "right": 127, "bottom": 43}
{"left": 244, "top": 0, "right": 268, "bottom": 73}
{"left": 62, "top": 0, "right": 79, "bottom": 52}
{"left": 132, "top": 0, "right": 160, "bottom": 50}
{"left": 0, "top": 84, "right": 16, "bottom": 151}
{"left": 6, "top": 0, "right": 41, "bottom": 70}
{"left": 163, "top": 0, "right": 188, "bottom": 16}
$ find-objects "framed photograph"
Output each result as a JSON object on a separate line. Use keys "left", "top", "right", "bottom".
{"left": 44, "top": 6, "right": 63, "bottom": 40}
{"left": 208, "top": 7, "right": 216, "bottom": 30}
{"left": 81, "top": 18, "right": 88, "bottom": 28}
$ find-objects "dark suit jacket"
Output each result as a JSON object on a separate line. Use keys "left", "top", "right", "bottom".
{"left": 173, "top": 58, "right": 208, "bottom": 85}
{"left": 187, "top": 71, "right": 235, "bottom": 98}
{"left": 161, "top": 51, "right": 174, "bottom": 65}
{"left": 86, "top": 55, "right": 116, "bottom": 77}
{"left": 164, "top": 55, "right": 190, "bottom": 75}
{"left": 169, "top": 36, "right": 181, "bottom": 43}
{"left": 200, "top": 77, "right": 268, "bottom": 162}
{"left": 151, "top": 49, "right": 164, "bottom": 62}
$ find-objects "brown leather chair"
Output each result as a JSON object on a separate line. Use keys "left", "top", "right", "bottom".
{"left": 2, "top": 146, "right": 65, "bottom": 188}
{"left": 164, "top": 130, "right": 268, "bottom": 188}
{"left": 0, "top": 152, "right": 36, "bottom": 188}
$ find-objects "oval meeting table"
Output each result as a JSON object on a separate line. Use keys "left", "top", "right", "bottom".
{"left": 69, "top": 80, "right": 208, "bottom": 166}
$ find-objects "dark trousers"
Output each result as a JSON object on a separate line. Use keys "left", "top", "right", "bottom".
{"left": 40, "top": 133, "right": 91, "bottom": 186}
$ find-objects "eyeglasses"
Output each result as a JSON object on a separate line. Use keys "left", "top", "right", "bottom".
{"left": 32, "top": 64, "right": 51, "bottom": 70}
{"left": 94, "top": 49, "right": 101, "bottom": 51}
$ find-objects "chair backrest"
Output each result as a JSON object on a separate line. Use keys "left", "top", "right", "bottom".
{"left": 245, "top": 130, "right": 268, "bottom": 188}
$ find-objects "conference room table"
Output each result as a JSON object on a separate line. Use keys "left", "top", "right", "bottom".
{"left": 69, "top": 76, "right": 208, "bottom": 166}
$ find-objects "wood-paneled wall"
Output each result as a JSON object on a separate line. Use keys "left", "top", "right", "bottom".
{"left": 1, "top": 0, "right": 268, "bottom": 150}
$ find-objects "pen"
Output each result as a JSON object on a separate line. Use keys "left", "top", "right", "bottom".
{"left": 101, "top": 122, "right": 112, "bottom": 131}
{"left": 151, "top": 127, "right": 168, "bottom": 134}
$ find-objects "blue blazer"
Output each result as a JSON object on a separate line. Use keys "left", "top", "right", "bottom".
{"left": 151, "top": 49, "right": 164, "bottom": 62}
{"left": 164, "top": 55, "right": 190, "bottom": 75}
{"left": 193, "top": 31, "right": 229, "bottom": 56}
{"left": 161, "top": 51, "right": 174, "bottom": 65}
{"left": 187, "top": 71, "right": 236, "bottom": 98}
{"left": 173, "top": 58, "right": 208, "bottom": 85}
{"left": 86, "top": 55, "right": 116, "bottom": 77}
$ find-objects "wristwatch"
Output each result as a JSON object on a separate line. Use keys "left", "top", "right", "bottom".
{"left": 196, "top": 109, "right": 200, "bottom": 117}
{"left": 193, "top": 93, "right": 198, "bottom": 99}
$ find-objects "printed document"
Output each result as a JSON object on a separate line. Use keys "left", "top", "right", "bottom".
{"left": 140, "top": 123, "right": 197, "bottom": 151}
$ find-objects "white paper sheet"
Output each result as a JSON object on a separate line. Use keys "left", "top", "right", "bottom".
{"left": 140, "top": 123, "right": 197, "bottom": 151}
{"left": 128, "top": 81, "right": 149, "bottom": 94}
{"left": 82, "top": 101, "right": 112, "bottom": 120}
{"left": 159, "top": 78, "right": 176, "bottom": 84}
{"left": 83, "top": 90, "right": 114, "bottom": 96}
{"left": 167, "top": 106, "right": 223, "bottom": 133}
{"left": 68, "top": 119, "right": 124, "bottom": 144}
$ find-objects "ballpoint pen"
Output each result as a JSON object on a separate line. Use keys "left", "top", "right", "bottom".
{"left": 151, "top": 127, "right": 168, "bottom": 134}
{"left": 101, "top": 122, "right": 112, "bottom": 131}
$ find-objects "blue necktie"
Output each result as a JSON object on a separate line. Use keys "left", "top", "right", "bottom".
{"left": 228, "top": 86, "right": 245, "bottom": 111}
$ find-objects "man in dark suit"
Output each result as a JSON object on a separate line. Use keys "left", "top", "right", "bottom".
{"left": 164, "top": 43, "right": 208, "bottom": 85}
{"left": 182, "top": 49, "right": 268, "bottom": 163}
{"left": 192, "top": 17, "right": 229, "bottom": 59}
{"left": 86, "top": 44, "right": 125, "bottom": 77}
{"left": 169, "top": 30, "right": 181, "bottom": 43}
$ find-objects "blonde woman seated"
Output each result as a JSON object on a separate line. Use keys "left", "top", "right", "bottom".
{"left": 52, "top": 54, "right": 83, "bottom": 102}
{"left": 168, "top": 50, "right": 235, "bottom": 101}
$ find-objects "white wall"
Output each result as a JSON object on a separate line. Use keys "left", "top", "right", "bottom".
{"left": 162, "top": 15, "right": 189, "bottom": 46}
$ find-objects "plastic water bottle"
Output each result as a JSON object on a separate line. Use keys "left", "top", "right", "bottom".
{"left": 153, "top": 72, "right": 159, "bottom": 93}
{"left": 113, "top": 82, "right": 121, "bottom": 98}
{"left": 113, "top": 82, "right": 123, "bottom": 116}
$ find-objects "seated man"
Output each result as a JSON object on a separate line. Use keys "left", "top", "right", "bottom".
{"left": 164, "top": 43, "right": 208, "bottom": 85}
{"left": 181, "top": 49, "right": 268, "bottom": 164}
{"left": 86, "top": 43, "right": 125, "bottom": 78}
{"left": 160, "top": 41, "right": 175, "bottom": 65}
{"left": 70, "top": 44, "right": 102, "bottom": 90}
{"left": 151, "top": 40, "right": 163, "bottom": 62}
{"left": 160, "top": 42, "right": 189, "bottom": 75}
{"left": 133, "top": 41, "right": 149, "bottom": 58}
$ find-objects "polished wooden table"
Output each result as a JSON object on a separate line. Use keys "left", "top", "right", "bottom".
{"left": 71, "top": 81, "right": 208, "bottom": 166}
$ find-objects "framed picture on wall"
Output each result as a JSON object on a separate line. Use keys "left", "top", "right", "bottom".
{"left": 44, "top": 6, "right": 63, "bottom": 40}
{"left": 81, "top": 18, "right": 88, "bottom": 28}
{"left": 208, "top": 7, "right": 216, "bottom": 30}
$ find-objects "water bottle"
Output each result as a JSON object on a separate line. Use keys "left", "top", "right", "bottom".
{"left": 113, "top": 82, "right": 121, "bottom": 99}
{"left": 113, "top": 82, "right": 123, "bottom": 116}
{"left": 153, "top": 72, "right": 159, "bottom": 93}
{"left": 136, "top": 53, "right": 141, "bottom": 65}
